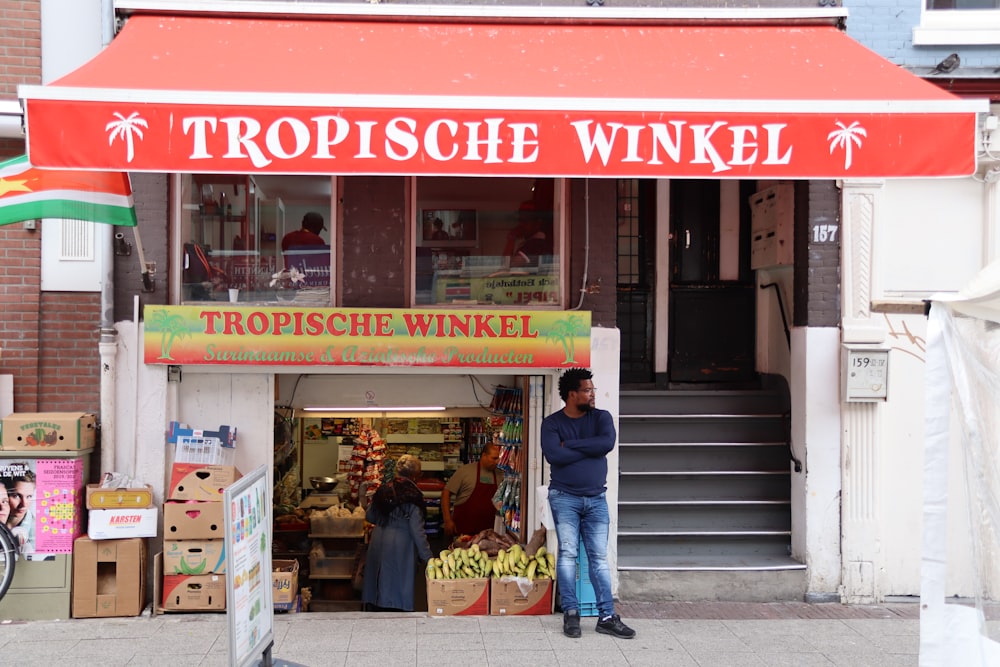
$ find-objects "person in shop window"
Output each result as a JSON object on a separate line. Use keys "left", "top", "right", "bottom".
{"left": 441, "top": 443, "right": 502, "bottom": 537}
{"left": 362, "top": 454, "right": 434, "bottom": 611}
{"left": 541, "top": 367, "right": 636, "bottom": 640}
{"left": 280, "top": 212, "right": 327, "bottom": 255}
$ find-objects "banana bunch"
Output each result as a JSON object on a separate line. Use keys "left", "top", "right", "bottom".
{"left": 492, "top": 544, "right": 555, "bottom": 580}
{"left": 426, "top": 543, "right": 494, "bottom": 580}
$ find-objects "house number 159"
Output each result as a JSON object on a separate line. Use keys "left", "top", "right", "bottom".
{"left": 812, "top": 224, "right": 839, "bottom": 243}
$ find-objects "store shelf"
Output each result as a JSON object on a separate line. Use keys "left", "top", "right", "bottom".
{"left": 385, "top": 434, "right": 445, "bottom": 443}
{"left": 308, "top": 574, "right": 352, "bottom": 580}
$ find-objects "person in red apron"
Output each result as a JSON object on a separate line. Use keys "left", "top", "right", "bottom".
{"left": 442, "top": 443, "right": 502, "bottom": 536}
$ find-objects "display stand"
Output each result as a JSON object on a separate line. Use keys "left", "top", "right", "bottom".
{"left": 492, "top": 382, "right": 528, "bottom": 540}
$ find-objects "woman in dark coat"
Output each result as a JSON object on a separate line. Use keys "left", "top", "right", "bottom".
{"left": 362, "top": 454, "right": 434, "bottom": 611}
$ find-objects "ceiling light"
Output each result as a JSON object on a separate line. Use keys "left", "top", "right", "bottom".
{"left": 300, "top": 406, "right": 447, "bottom": 412}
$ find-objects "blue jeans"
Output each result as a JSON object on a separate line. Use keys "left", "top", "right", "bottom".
{"left": 547, "top": 488, "right": 614, "bottom": 618}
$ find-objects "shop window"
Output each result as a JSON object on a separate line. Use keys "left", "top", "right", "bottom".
{"left": 915, "top": 0, "right": 1000, "bottom": 44}
{"left": 414, "top": 177, "right": 562, "bottom": 307}
{"left": 180, "top": 174, "right": 332, "bottom": 305}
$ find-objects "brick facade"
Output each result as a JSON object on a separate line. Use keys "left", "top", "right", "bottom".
{"left": 340, "top": 176, "right": 407, "bottom": 307}
{"left": 569, "top": 178, "right": 617, "bottom": 328}
{"left": 793, "top": 180, "right": 841, "bottom": 328}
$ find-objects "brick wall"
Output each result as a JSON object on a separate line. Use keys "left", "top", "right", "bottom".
{"left": 38, "top": 291, "right": 100, "bottom": 411}
{"left": 0, "top": 1, "right": 40, "bottom": 97}
{"left": 341, "top": 176, "right": 407, "bottom": 307}
{"left": 793, "top": 180, "right": 841, "bottom": 328}
{"left": 568, "top": 179, "right": 617, "bottom": 328}
{"left": 0, "top": 0, "right": 43, "bottom": 413}
{"left": 114, "top": 172, "right": 169, "bottom": 322}
{"left": 845, "top": 0, "right": 1000, "bottom": 68}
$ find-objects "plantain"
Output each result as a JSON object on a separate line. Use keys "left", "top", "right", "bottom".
{"left": 440, "top": 550, "right": 451, "bottom": 561}
{"left": 535, "top": 546, "right": 547, "bottom": 559}
{"left": 497, "top": 549, "right": 507, "bottom": 567}
{"left": 546, "top": 553, "right": 555, "bottom": 571}
{"left": 526, "top": 560, "right": 537, "bottom": 579}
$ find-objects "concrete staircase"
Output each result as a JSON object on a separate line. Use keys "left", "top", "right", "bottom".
{"left": 616, "top": 381, "right": 806, "bottom": 602}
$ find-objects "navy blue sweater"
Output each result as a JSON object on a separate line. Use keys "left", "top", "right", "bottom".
{"left": 540, "top": 408, "right": 616, "bottom": 496}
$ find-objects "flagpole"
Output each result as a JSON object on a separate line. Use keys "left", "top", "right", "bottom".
{"left": 132, "top": 223, "right": 154, "bottom": 292}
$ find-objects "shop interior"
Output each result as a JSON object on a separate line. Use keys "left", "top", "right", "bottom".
{"left": 272, "top": 373, "right": 544, "bottom": 612}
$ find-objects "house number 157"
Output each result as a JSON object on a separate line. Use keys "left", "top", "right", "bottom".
{"left": 812, "top": 224, "right": 839, "bottom": 243}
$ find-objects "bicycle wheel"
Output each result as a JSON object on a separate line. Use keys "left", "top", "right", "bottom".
{"left": 0, "top": 523, "right": 17, "bottom": 602}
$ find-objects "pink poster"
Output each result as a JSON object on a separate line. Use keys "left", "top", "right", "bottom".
{"left": 0, "top": 458, "right": 84, "bottom": 555}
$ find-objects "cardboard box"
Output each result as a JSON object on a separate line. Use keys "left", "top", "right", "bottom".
{"left": 272, "top": 559, "right": 299, "bottom": 608}
{"left": 163, "top": 539, "right": 226, "bottom": 575}
{"left": 88, "top": 508, "right": 159, "bottom": 540}
{"left": 426, "top": 577, "right": 490, "bottom": 616}
{"left": 161, "top": 571, "right": 226, "bottom": 611}
{"left": 0, "top": 412, "right": 96, "bottom": 451}
{"left": 490, "top": 577, "right": 554, "bottom": 616}
{"left": 72, "top": 536, "right": 147, "bottom": 618}
{"left": 168, "top": 464, "right": 241, "bottom": 501}
{"left": 86, "top": 484, "right": 154, "bottom": 510}
{"left": 163, "top": 501, "right": 224, "bottom": 540}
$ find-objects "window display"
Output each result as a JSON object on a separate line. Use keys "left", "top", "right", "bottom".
{"left": 415, "top": 177, "right": 562, "bottom": 307}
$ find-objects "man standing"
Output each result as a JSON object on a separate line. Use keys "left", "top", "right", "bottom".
{"left": 442, "top": 443, "right": 502, "bottom": 536}
{"left": 541, "top": 368, "right": 635, "bottom": 640}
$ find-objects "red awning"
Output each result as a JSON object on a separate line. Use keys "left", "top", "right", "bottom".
{"left": 20, "top": 15, "right": 985, "bottom": 178}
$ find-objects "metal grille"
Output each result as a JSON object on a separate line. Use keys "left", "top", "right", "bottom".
{"left": 617, "top": 179, "right": 641, "bottom": 287}
{"left": 617, "top": 179, "right": 652, "bottom": 383}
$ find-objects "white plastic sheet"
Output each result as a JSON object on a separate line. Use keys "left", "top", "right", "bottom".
{"left": 922, "top": 261, "right": 1000, "bottom": 666}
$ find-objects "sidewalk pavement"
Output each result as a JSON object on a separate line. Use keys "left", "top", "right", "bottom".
{"left": 0, "top": 600, "right": 991, "bottom": 667}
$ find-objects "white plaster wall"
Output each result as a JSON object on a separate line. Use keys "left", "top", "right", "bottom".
{"left": 865, "top": 178, "right": 983, "bottom": 597}
{"left": 790, "top": 326, "right": 843, "bottom": 597}
{"left": 756, "top": 266, "right": 793, "bottom": 379}
{"left": 590, "top": 326, "right": 622, "bottom": 592}
{"left": 877, "top": 179, "right": 983, "bottom": 297}
{"left": 876, "top": 313, "right": 976, "bottom": 596}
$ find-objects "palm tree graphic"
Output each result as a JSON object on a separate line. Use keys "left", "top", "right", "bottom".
{"left": 545, "top": 314, "right": 586, "bottom": 364}
{"left": 827, "top": 121, "right": 867, "bottom": 170}
{"left": 148, "top": 309, "right": 190, "bottom": 361}
{"left": 105, "top": 112, "right": 149, "bottom": 163}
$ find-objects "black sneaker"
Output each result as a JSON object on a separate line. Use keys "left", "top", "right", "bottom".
{"left": 596, "top": 614, "right": 636, "bottom": 639}
{"left": 563, "top": 609, "right": 581, "bottom": 638}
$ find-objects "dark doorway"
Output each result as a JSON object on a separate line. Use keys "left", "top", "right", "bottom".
{"left": 668, "top": 180, "right": 756, "bottom": 384}
{"left": 617, "top": 179, "right": 656, "bottom": 385}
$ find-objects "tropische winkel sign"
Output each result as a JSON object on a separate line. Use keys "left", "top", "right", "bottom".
{"left": 19, "top": 16, "right": 983, "bottom": 179}
{"left": 23, "top": 101, "right": 976, "bottom": 179}
{"left": 143, "top": 306, "right": 590, "bottom": 369}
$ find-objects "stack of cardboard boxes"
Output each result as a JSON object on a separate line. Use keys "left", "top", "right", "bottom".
{"left": 75, "top": 473, "right": 157, "bottom": 619}
{"left": 159, "top": 462, "right": 239, "bottom": 612}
